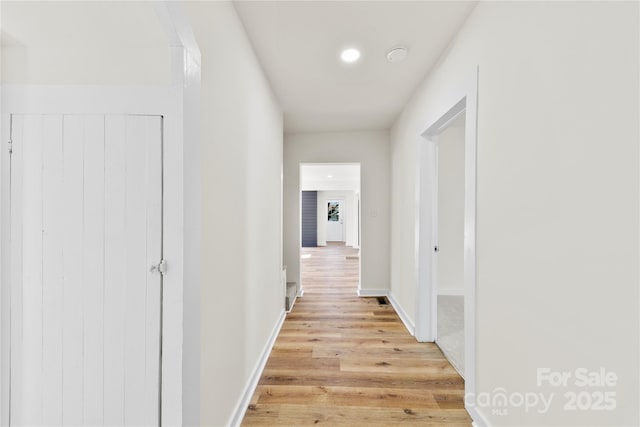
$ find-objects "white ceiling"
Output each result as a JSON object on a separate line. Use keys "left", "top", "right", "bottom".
{"left": 2, "top": 1, "right": 475, "bottom": 133}
{"left": 1, "top": 1, "right": 167, "bottom": 47}
{"left": 301, "top": 164, "right": 360, "bottom": 191}
{"left": 302, "top": 164, "right": 360, "bottom": 181}
{"left": 233, "top": 1, "right": 476, "bottom": 133}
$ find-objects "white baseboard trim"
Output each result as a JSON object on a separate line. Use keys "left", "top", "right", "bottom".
{"left": 228, "top": 309, "right": 286, "bottom": 427}
{"left": 468, "top": 404, "right": 491, "bottom": 427}
{"left": 437, "top": 288, "right": 464, "bottom": 296}
{"left": 387, "top": 292, "right": 415, "bottom": 336}
{"left": 356, "top": 288, "right": 389, "bottom": 297}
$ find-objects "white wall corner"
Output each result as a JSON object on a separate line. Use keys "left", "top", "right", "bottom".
{"left": 387, "top": 292, "right": 415, "bottom": 336}
{"left": 153, "top": 3, "right": 202, "bottom": 426}
{"left": 154, "top": 1, "right": 201, "bottom": 67}
{"left": 356, "top": 289, "right": 389, "bottom": 297}
{"left": 228, "top": 309, "right": 286, "bottom": 427}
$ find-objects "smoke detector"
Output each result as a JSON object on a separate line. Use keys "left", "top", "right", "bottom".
{"left": 386, "top": 46, "right": 408, "bottom": 63}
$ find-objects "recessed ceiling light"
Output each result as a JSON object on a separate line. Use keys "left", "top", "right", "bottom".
{"left": 340, "top": 48, "right": 361, "bottom": 63}
{"left": 327, "top": 175, "right": 333, "bottom": 178}
{"left": 386, "top": 46, "right": 408, "bottom": 63}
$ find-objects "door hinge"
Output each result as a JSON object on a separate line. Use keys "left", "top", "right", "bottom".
{"left": 8, "top": 139, "right": 12, "bottom": 155}
{"left": 150, "top": 259, "right": 167, "bottom": 276}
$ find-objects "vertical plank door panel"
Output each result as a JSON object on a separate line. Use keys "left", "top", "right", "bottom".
{"left": 123, "top": 116, "right": 151, "bottom": 426}
{"left": 103, "top": 115, "right": 127, "bottom": 426}
{"left": 143, "top": 117, "right": 162, "bottom": 425}
{"left": 10, "top": 114, "right": 162, "bottom": 426}
{"left": 61, "top": 115, "right": 85, "bottom": 425}
{"left": 82, "top": 115, "right": 106, "bottom": 426}
{"left": 20, "top": 115, "right": 44, "bottom": 426}
{"left": 42, "top": 115, "right": 65, "bottom": 425}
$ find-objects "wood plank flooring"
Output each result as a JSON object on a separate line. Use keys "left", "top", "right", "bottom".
{"left": 242, "top": 242, "right": 471, "bottom": 426}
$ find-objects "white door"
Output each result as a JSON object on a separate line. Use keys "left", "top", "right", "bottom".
{"left": 9, "top": 114, "right": 163, "bottom": 426}
{"left": 326, "top": 200, "right": 344, "bottom": 242}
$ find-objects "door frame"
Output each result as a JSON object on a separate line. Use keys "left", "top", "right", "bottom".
{"left": 430, "top": 140, "right": 440, "bottom": 342}
{"left": 298, "top": 162, "right": 362, "bottom": 295}
{"left": 1, "top": 86, "right": 182, "bottom": 426}
{"left": 0, "top": 58, "right": 199, "bottom": 427}
{"left": 354, "top": 192, "right": 360, "bottom": 249}
{"left": 415, "top": 67, "right": 479, "bottom": 420}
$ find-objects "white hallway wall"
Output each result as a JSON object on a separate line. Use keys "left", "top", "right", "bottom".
{"left": 184, "top": 2, "right": 284, "bottom": 425}
{"left": 284, "top": 131, "right": 390, "bottom": 293}
{"left": 0, "top": 3, "right": 184, "bottom": 425}
{"left": 390, "top": 2, "right": 639, "bottom": 426}
{"left": 1, "top": 2, "right": 171, "bottom": 86}
{"left": 2, "top": 1, "right": 284, "bottom": 425}
{"left": 2, "top": 46, "right": 170, "bottom": 85}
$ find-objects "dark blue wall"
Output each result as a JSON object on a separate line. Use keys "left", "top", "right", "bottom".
{"left": 301, "top": 191, "right": 317, "bottom": 247}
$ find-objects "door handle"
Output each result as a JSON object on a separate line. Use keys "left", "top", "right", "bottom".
{"left": 150, "top": 259, "right": 167, "bottom": 275}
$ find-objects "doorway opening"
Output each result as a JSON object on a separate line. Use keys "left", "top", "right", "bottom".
{"left": 415, "top": 67, "right": 479, "bottom": 421}
{"left": 298, "top": 163, "right": 361, "bottom": 301}
{"left": 434, "top": 113, "right": 466, "bottom": 376}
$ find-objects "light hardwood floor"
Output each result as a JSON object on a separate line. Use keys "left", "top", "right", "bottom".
{"left": 242, "top": 242, "right": 471, "bottom": 426}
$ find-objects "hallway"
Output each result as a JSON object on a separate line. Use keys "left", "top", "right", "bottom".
{"left": 242, "top": 243, "right": 471, "bottom": 425}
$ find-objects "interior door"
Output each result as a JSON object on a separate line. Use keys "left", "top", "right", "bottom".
{"left": 9, "top": 114, "right": 163, "bottom": 426}
{"left": 326, "top": 199, "right": 344, "bottom": 242}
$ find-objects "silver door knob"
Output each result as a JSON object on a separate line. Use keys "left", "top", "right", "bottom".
{"left": 150, "top": 259, "right": 167, "bottom": 275}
